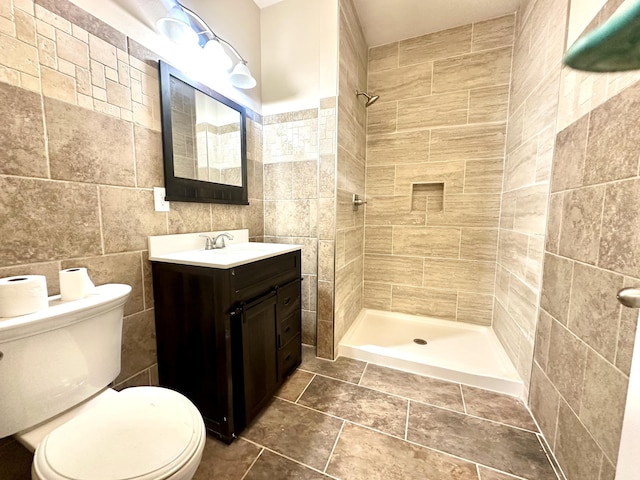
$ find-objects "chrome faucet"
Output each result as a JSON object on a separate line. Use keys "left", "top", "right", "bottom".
{"left": 213, "top": 232, "right": 234, "bottom": 248}
{"left": 200, "top": 232, "right": 234, "bottom": 250}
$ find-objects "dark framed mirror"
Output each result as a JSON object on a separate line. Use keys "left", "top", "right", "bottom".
{"left": 159, "top": 60, "right": 248, "bottom": 204}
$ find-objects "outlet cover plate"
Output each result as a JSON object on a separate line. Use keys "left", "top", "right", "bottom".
{"left": 154, "top": 187, "right": 170, "bottom": 212}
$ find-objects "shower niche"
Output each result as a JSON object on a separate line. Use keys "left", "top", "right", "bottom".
{"left": 411, "top": 182, "right": 445, "bottom": 212}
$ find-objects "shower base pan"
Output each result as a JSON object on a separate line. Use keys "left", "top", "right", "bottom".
{"left": 339, "top": 309, "right": 524, "bottom": 398}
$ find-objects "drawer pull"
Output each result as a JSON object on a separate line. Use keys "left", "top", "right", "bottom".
{"left": 285, "top": 326, "right": 291, "bottom": 333}
{"left": 284, "top": 296, "right": 292, "bottom": 306}
{"left": 284, "top": 353, "right": 291, "bottom": 361}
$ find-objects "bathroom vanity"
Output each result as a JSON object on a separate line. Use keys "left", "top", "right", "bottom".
{"left": 149, "top": 231, "right": 302, "bottom": 443}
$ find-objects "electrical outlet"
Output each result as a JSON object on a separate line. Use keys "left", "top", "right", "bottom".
{"left": 153, "top": 187, "right": 170, "bottom": 212}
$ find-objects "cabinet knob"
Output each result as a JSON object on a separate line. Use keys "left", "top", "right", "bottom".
{"left": 284, "top": 296, "right": 291, "bottom": 306}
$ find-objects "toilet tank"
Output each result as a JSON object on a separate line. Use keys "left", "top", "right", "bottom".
{"left": 0, "top": 284, "right": 131, "bottom": 438}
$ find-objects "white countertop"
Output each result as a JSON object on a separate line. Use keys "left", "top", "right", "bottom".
{"left": 148, "top": 230, "right": 301, "bottom": 269}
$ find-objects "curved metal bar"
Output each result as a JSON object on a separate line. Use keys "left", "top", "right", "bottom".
{"left": 176, "top": 1, "right": 248, "bottom": 64}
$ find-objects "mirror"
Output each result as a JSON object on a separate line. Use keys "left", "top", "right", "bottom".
{"left": 159, "top": 61, "right": 248, "bottom": 204}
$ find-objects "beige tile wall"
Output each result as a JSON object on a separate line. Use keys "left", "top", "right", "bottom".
{"left": 263, "top": 106, "right": 328, "bottom": 348}
{"left": 494, "top": 0, "right": 567, "bottom": 389}
{"left": 530, "top": 1, "right": 640, "bottom": 478}
{"left": 363, "top": 15, "right": 514, "bottom": 326}
{"left": 332, "top": 0, "right": 367, "bottom": 357}
{"left": 0, "top": 0, "right": 264, "bottom": 391}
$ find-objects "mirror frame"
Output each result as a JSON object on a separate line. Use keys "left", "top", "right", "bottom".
{"left": 159, "top": 60, "right": 248, "bottom": 205}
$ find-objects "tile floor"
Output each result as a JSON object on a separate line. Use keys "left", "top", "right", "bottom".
{"left": 194, "top": 346, "right": 563, "bottom": 480}
{"left": 0, "top": 346, "right": 563, "bottom": 480}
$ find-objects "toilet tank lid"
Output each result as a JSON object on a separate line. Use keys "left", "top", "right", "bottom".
{"left": 0, "top": 284, "right": 131, "bottom": 343}
{"left": 34, "top": 387, "right": 204, "bottom": 480}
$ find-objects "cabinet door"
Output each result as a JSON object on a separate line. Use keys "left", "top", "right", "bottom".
{"left": 240, "top": 292, "right": 279, "bottom": 425}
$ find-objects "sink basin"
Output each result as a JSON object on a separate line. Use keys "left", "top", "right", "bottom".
{"left": 204, "top": 244, "right": 270, "bottom": 256}
{"left": 149, "top": 242, "right": 301, "bottom": 269}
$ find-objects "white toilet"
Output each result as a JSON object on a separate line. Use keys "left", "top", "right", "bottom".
{"left": 0, "top": 284, "right": 206, "bottom": 480}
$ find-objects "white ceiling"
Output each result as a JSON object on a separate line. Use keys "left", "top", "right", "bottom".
{"left": 254, "top": 0, "right": 522, "bottom": 47}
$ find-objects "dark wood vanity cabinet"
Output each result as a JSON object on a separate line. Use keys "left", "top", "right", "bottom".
{"left": 151, "top": 251, "right": 302, "bottom": 443}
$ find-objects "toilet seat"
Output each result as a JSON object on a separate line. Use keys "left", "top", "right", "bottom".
{"left": 32, "top": 387, "right": 205, "bottom": 480}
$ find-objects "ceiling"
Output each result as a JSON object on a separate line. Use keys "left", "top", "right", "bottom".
{"left": 254, "top": 0, "right": 523, "bottom": 47}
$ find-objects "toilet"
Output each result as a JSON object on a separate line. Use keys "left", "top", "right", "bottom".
{"left": 0, "top": 284, "right": 206, "bottom": 480}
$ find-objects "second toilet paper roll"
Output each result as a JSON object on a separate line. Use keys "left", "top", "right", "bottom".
{"left": 59, "top": 268, "right": 96, "bottom": 302}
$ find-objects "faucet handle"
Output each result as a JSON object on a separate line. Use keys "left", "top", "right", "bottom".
{"left": 199, "top": 234, "right": 214, "bottom": 250}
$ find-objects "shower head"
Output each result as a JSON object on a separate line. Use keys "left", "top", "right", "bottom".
{"left": 355, "top": 90, "right": 379, "bottom": 107}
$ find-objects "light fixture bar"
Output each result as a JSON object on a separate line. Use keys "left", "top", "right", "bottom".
{"left": 177, "top": 2, "right": 248, "bottom": 64}
{"left": 157, "top": 1, "right": 256, "bottom": 89}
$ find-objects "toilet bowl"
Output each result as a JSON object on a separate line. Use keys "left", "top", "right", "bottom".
{"left": 0, "top": 284, "right": 206, "bottom": 480}
{"left": 26, "top": 387, "right": 206, "bottom": 480}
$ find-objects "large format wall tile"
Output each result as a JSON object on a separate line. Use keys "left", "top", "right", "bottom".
{"left": 568, "top": 263, "right": 622, "bottom": 362}
{"left": 551, "top": 114, "right": 588, "bottom": 193}
{"left": 367, "top": 62, "right": 432, "bottom": 103}
{"left": 432, "top": 47, "right": 512, "bottom": 94}
{"left": 399, "top": 24, "right": 471, "bottom": 66}
{"left": 554, "top": 400, "right": 605, "bottom": 480}
{"left": 546, "top": 321, "right": 587, "bottom": 412}
{"left": 472, "top": 15, "right": 515, "bottom": 51}
{"left": 430, "top": 123, "right": 506, "bottom": 162}
{"left": 364, "top": 254, "right": 423, "bottom": 286}
{"left": 0, "top": 176, "right": 102, "bottom": 265}
{"left": 580, "top": 349, "right": 628, "bottom": 462}
{"left": 397, "top": 90, "right": 468, "bottom": 130}
{"left": 584, "top": 81, "right": 640, "bottom": 186}
{"left": 392, "top": 226, "right": 460, "bottom": 258}
{"left": 116, "top": 309, "right": 156, "bottom": 383}
{"left": 391, "top": 285, "right": 457, "bottom": 319}
{"left": 134, "top": 125, "right": 164, "bottom": 188}
{"left": 366, "top": 130, "right": 430, "bottom": 165}
{"left": 44, "top": 97, "right": 135, "bottom": 186}
{"left": 422, "top": 258, "right": 495, "bottom": 294}
{"left": 558, "top": 186, "right": 604, "bottom": 265}
{"left": 99, "top": 186, "right": 167, "bottom": 253}
{"left": 540, "top": 254, "right": 573, "bottom": 325}
{"left": 0, "top": 81, "right": 47, "bottom": 177}
{"left": 599, "top": 178, "right": 640, "bottom": 278}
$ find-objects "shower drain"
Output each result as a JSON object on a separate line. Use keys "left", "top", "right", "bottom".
{"left": 413, "top": 338, "right": 428, "bottom": 345}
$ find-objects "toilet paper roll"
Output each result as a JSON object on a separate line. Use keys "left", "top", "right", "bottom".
{"left": 0, "top": 275, "right": 49, "bottom": 317}
{"left": 59, "top": 268, "right": 96, "bottom": 302}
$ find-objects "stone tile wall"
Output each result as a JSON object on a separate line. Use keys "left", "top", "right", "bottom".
{"left": 262, "top": 107, "right": 324, "bottom": 349}
{"left": 0, "top": 0, "right": 264, "bottom": 391}
{"left": 363, "top": 16, "right": 514, "bottom": 326}
{"left": 332, "top": 0, "right": 367, "bottom": 357}
{"left": 494, "top": 0, "right": 568, "bottom": 389}
{"left": 529, "top": 0, "right": 640, "bottom": 478}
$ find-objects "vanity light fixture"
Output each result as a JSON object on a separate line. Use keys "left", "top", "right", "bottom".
{"left": 156, "top": 1, "right": 257, "bottom": 89}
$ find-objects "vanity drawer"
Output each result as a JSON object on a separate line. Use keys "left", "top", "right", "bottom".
{"left": 278, "top": 311, "right": 301, "bottom": 347}
{"left": 231, "top": 252, "right": 300, "bottom": 301}
{"left": 279, "top": 334, "right": 301, "bottom": 379}
{"left": 278, "top": 278, "right": 301, "bottom": 319}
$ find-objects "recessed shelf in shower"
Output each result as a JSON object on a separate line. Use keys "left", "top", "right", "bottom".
{"left": 411, "top": 182, "right": 445, "bottom": 213}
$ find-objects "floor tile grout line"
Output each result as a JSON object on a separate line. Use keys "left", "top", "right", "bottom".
{"left": 292, "top": 372, "right": 540, "bottom": 434}
{"left": 536, "top": 433, "right": 566, "bottom": 480}
{"left": 293, "top": 373, "right": 316, "bottom": 403}
{"left": 343, "top": 418, "right": 541, "bottom": 478}
{"left": 477, "top": 464, "right": 530, "bottom": 480}
{"left": 404, "top": 401, "right": 410, "bottom": 441}
{"left": 358, "top": 362, "right": 369, "bottom": 386}
{"left": 460, "top": 384, "right": 468, "bottom": 414}
{"left": 241, "top": 410, "right": 550, "bottom": 480}
{"left": 239, "top": 447, "right": 264, "bottom": 480}
{"left": 323, "top": 420, "right": 346, "bottom": 474}
{"left": 475, "top": 463, "right": 481, "bottom": 479}
{"left": 239, "top": 437, "right": 341, "bottom": 480}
